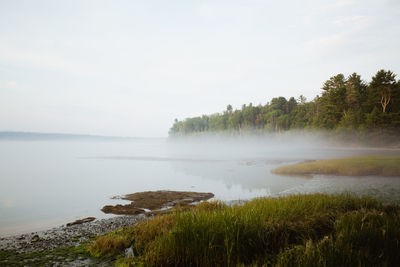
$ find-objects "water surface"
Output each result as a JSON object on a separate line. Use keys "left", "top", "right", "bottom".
{"left": 1, "top": 137, "right": 399, "bottom": 236}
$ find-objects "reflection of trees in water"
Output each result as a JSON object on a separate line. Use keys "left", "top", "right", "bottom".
{"left": 169, "top": 160, "right": 309, "bottom": 194}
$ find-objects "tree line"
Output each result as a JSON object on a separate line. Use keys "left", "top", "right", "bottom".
{"left": 169, "top": 70, "right": 400, "bottom": 136}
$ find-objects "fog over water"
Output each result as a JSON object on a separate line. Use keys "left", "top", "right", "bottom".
{"left": 1, "top": 134, "right": 400, "bottom": 236}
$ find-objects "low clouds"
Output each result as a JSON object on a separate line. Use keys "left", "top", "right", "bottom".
{"left": 332, "top": 0, "right": 357, "bottom": 8}
{"left": 333, "top": 15, "right": 369, "bottom": 28}
{"left": 6, "top": 81, "right": 17, "bottom": 87}
{"left": 305, "top": 15, "right": 371, "bottom": 52}
{"left": 0, "top": 41, "right": 102, "bottom": 77}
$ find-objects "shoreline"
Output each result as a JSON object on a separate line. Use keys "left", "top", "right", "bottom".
{"left": 0, "top": 190, "right": 215, "bottom": 254}
{"left": 0, "top": 215, "right": 144, "bottom": 255}
{"left": 2, "top": 194, "right": 400, "bottom": 266}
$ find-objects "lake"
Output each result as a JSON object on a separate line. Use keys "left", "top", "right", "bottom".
{"left": 1, "top": 136, "right": 400, "bottom": 236}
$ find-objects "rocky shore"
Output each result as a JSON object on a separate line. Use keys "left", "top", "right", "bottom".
{"left": 0, "top": 215, "right": 145, "bottom": 266}
{"left": 0, "top": 190, "right": 214, "bottom": 266}
{"left": 0, "top": 215, "right": 144, "bottom": 254}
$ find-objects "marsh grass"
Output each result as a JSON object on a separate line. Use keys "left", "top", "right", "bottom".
{"left": 271, "top": 155, "right": 400, "bottom": 177}
{"left": 276, "top": 208, "right": 400, "bottom": 266}
{"left": 89, "top": 194, "right": 400, "bottom": 266}
{"left": 88, "top": 227, "right": 135, "bottom": 258}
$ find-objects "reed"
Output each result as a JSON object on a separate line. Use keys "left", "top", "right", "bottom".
{"left": 88, "top": 227, "right": 134, "bottom": 258}
{"left": 272, "top": 155, "right": 400, "bottom": 177}
{"left": 89, "top": 194, "right": 400, "bottom": 266}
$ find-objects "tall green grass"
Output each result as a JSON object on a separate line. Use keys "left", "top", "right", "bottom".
{"left": 272, "top": 155, "right": 400, "bottom": 177}
{"left": 89, "top": 194, "right": 400, "bottom": 266}
{"left": 276, "top": 207, "right": 400, "bottom": 266}
{"left": 88, "top": 227, "right": 135, "bottom": 258}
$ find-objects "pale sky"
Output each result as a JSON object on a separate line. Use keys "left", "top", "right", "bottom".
{"left": 1, "top": 0, "right": 399, "bottom": 137}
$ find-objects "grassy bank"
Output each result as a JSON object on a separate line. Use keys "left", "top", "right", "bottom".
{"left": 271, "top": 155, "right": 400, "bottom": 177}
{"left": 89, "top": 194, "right": 400, "bottom": 266}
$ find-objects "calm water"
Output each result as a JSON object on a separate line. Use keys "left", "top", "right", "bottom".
{"left": 1, "top": 137, "right": 400, "bottom": 236}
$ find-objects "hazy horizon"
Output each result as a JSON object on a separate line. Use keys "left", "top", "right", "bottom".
{"left": 0, "top": 130, "right": 154, "bottom": 139}
{"left": 1, "top": 0, "right": 400, "bottom": 137}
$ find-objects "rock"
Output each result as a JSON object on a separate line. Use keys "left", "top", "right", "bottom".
{"left": 125, "top": 245, "right": 135, "bottom": 258}
{"left": 31, "top": 235, "right": 40, "bottom": 242}
{"left": 66, "top": 217, "right": 96, "bottom": 227}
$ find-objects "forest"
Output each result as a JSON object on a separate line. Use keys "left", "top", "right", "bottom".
{"left": 169, "top": 70, "right": 400, "bottom": 137}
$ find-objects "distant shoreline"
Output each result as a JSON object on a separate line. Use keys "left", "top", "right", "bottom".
{"left": 0, "top": 131, "right": 166, "bottom": 141}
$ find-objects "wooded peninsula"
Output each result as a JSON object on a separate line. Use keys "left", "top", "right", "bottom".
{"left": 169, "top": 70, "right": 400, "bottom": 139}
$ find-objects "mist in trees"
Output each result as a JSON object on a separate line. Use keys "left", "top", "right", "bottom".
{"left": 169, "top": 69, "right": 400, "bottom": 138}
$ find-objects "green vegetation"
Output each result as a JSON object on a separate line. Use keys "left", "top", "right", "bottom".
{"left": 272, "top": 155, "right": 400, "bottom": 177}
{"left": 89, "top": 194, "right": 400, "bottom": 266}
{"left": 0, "top": 242, "right": 93, "bottom": 267}
{"left": 169, "top": 70, "right": 400, "bottom": 142}
{"left": 88, "top": 227, "right": 135, "bottom": 258}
